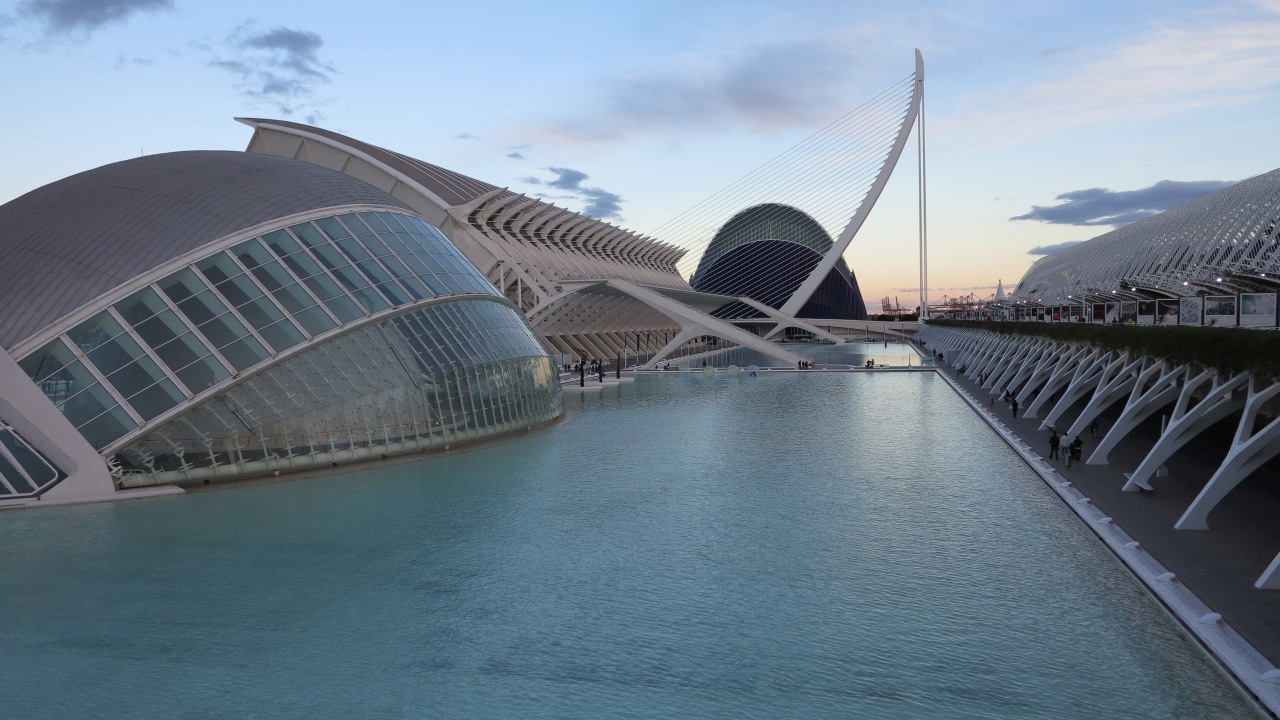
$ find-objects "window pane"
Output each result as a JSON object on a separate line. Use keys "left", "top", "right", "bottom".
{"left": 0, "top": 430, "right": 58, "bottom": 486}
{"left": 315, "top": 216, "right": 353, "bottom": 241}
{"left": 293, "top": 305, "right": 337, "bottom": 335}
{"left": 76, "top": 405, "right": 137, "bottom": 450}
{"left": 126, "top": 379, "right": 185, "bottom": 421}
{"left": 174, "top": 354, "right": 230, "bottom": 394}
{"left": 106, "top": 356, "right": 168, "bottom": 398}
{"left": 68, "top": 312, "right": 127, "bottom": 354}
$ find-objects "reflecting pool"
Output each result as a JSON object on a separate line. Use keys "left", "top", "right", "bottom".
{"left": 0, "top": 373, "right": 1256, "bottom": 719}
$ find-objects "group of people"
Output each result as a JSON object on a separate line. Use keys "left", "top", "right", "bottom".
{"left": 1049, "top": 430, "right": 1085, "bottom": 466}
{"left": 796, "top": 360, "right": 814, "bottom": 369}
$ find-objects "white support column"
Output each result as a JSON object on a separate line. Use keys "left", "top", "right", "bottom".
{"left": 1177, "top": 377, "right": 1280, "bottom": 530}
{"left": 1001, "top": 341, "right": 1053, "bottom": 399}
{"left": 1089, "top": 363, "right": 1184, "bottom": 465}
{"left": 0, "top": 347, "right": 118, "bottom": 503}
{"left": 1067, "top": 353, "right": 1142, "bottom": 447}
{"left": 990, "top": 338, "right": 1037, "bottom": 394}
{"left": 1122, "top": 372, "right": 1248, "bottom": 491}
{"left": 1025, "top": 346, "right": 1092, "bottom": 420}
{"left": 1041, "top": 351, "right": 1112, "bottom": 430}
{"left": 1013, "top": 343, "right": 1062, "bottom": 411}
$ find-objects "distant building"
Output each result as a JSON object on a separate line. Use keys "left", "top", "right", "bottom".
{"left": 690, "top": 203, "right": 868, "bottom": 321}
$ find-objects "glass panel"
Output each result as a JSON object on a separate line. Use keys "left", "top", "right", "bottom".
{"left": 115, "top": 287, "right": 169, "bottom": 326}
{"left": 62, "top": 381, "right": 123, "bottom": 427}
{"left": 262, "top": 229, "right": 310, "bottom": 263}
{"left": 378, "top": 212, "right": 410, "bottom": 233}
{"left": 256, "top": 319, "right": 306, "bottom": 353}
{"left": 106, "top": 356, "right": 168, "bottom": 398}
{"left": 293, "top": 305, "right": 338, "bottom": 336}
{"left": 68, "top": 312, "right": 128, "bottom": 354}
{"left": 218, "top": 337, "right": 269, "bottom": 372}
{"left": 174, "top": 354, "right": 230, "bottom": 394}
{"left": 289, "top": 222, "right": 331, "bottom": 250}
{"left": 315, "top": 216, "right": 353, "bottom": 241}
{"left": 125, "top": 379, "right": 185, "bottom": 421}
{"left": 0, "top": 449, "right": 37, "bottom": 495}
{"left": 20, "top": 339, "right": 74, "bottom": 384}
{"left": 359, "top": 212, "right": 392, "bottom": 234}
{"left": 76, "top": 404, "right": 137, "bottom": 450}
{"left": 337, "top": 214, "right": 372, "bottom": 237}
{"left": 86, "top": 333, "right": 148, "bottom": 377}
{"left": 195, "top": 253, "right": 246, "bottom": 287}
{"left": 0, "top": 430, "right": 58, "bottom": 486}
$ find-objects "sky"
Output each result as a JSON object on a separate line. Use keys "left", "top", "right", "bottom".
{"left": 3, "top": 0, "right": 1279, "bottom": 312}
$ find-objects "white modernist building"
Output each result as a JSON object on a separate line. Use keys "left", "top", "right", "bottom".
{"left": 1011, "top": 168, "right": 1280, "bottom": 326}
{"left": 0, "top": 151, "right": 563, "bottom": 504}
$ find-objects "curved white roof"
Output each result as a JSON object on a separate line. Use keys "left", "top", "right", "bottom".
{"left": 0, "top": 151, "right": 409, "bottom": 350}
{"left": 1012, "top": 168, "right": 1280, "bottom": 305}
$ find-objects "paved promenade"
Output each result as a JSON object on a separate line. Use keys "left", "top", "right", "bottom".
{"left": 939, "top": 363, "right": 1280, "bottom": 713}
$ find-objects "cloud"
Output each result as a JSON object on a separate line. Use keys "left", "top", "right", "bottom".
{"left": 540, "top": 39, "right": 866, "bottom": 143}
{"left": 454, "top": 132, "right": 477, "bottom": 140}
{"left": 506, "top": 151, "right": 525, "bottom": 160}
{"left": 114, "top": 51, "right": 152, "bottom": 68}
{"left": 944, "top": 4, "right": 1280, "bottom": 145}
{"left": 522, "top": 166, "right": 624, "bottom": 220}
{"left": 1027, "top": 241, "right": 1083, "bottom": 256}
{"left": 546, "top": 167, "right": 589, "bottom": 191}
{"left": 16, "top": 0, "right": 171, "bottom": 36}
{"left": 208, "top": 24, "right": 334, "bottom": 118}
{"left": 1011, "top": 179, "right": 1235, "bottom": 227}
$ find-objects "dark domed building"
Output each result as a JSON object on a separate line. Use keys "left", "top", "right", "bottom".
{"left": 690, "top": 203, "right": 868, "bottom": 320}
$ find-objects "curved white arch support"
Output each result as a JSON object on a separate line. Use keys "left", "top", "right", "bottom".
{"left": 779, "top": 50, "right": 924, "bottom": 318}
{"left": 1027, "top": 347, "right": 1093, "bottom": 422}
{"left": 1122, "top": 372, "right": 1247, "bottom": 491}
{"left": 1068, "top": 354, "right": 1143, "bottom": 448}
{"left": 1089, "top": 363, "right": 1184, "bottom": 465}
{"left": 1177, "top": 377, "right": 1280, "bottom": 530}
{"left": 1008, "top": 340, "right": 1059, "bottom": 397}
{"left": 1042, "top": 351, "right": 1113, "bottom": 430}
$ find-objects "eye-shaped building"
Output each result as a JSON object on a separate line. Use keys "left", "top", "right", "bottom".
{"left": 0, "top": 151, "right": 562, "bottom": 504}
{"left": 690, "top": 203, "right": 868, "bottom": 321}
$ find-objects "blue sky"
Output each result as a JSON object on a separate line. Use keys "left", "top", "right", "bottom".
{"left": 3, "top": 0, "right": 1279, "bottom": 310}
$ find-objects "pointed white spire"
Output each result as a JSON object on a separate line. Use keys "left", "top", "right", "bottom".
{"left": 995, "top": 279, "right": 1006, "bottom": 301}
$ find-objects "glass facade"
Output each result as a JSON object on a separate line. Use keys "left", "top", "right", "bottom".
{"left": 115, "top": 299, "right": 561, "bottom": 486}
{"left": 18, "top": 211, "right": 546, "bottom": 467}
{"left": 0, "top": 418, "right": 64, "bottom": 498}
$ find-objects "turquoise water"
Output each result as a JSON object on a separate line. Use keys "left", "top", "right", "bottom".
{"left": 0, "top": 373, "right": 1255, "bottom": 719}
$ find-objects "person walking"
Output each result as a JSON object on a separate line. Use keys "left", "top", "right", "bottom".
{"left": 1011, "top": 398, "right": 1019, "bottom": 418}
{"left": 1071, "top": 436, "right": 1084, "bottom": 463}
{"left": 1089, "top": 418, "right": 1099, "bottom": 438}
{"left": 1049, "top": 430, "right": 1060, "bottom": 460}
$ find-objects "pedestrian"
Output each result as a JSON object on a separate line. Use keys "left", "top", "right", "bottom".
{"left": 1071, "top": 436, "right": 1083, "bottom": 463}
{"left": 1049, "top": 430, "right": 1060, "bottom": 460}
{"left": 1089, "top": 418, "right": 1099, "bottom": 438}
{"left": 1011, "top": 398, "right": 1019, "bottom": 418}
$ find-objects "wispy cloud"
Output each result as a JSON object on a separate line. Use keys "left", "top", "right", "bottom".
{"left": 1027, "top": 241, "right": 1083, "bottom": 256}
{"left": 207, "top": 24, "right": 333, "bottom": 121}
{"left": 454, "top": 132, "right": 477, "bottom": 140}
{"left": 1012, "top": 179, "right": 1234, "bottom": 227}
{"left": 506, "top": 151, "right": 525, "bottom": 160}
{"left": 523, "top": 166, "right": 624, "bottom": 219}
{"left": 538, "top": 38, "right": 872, "bottom": 143}
{"left": 16, "top": 0, "right": 171, "bottom": 37}
{"left": 944, "top": 3, "right": 1280, "bottom": 143}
